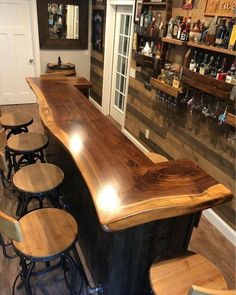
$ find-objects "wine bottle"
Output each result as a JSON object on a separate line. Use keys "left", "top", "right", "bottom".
{"left": 172, "top": 17, "right": 179, "bottom": 39}
{"left": 189, "top": 51, "right": 197, "bottom": 71}
{"left": 166, "top": 18, "right": 174, "bottom": 38}
{"left": 210, "top": 56, "right": 221, "bottom": 78}
{"left": 216, "top": 58, "right": 228, "bottom": 80}
{"left": 199, "top": 53, "right": 208, "bottom": 75}
{"left": 215, "top": 18, "right": 227, "bottom": 47}
{"left": 177, "top": 17, "right": 186, "bottom": 39}
{"left": 139, "top": 9, "right": 147, "bottom": 28}
{"left": 205, "top": 56, "right": 214, "bottom": 75}
{"left": 193, "top": 52, "right": 203, "bottom": 73}
{"left": 205, "top": 16, "right": 217, "bottom": 46}
{"left": 223, "top": 18, "right": 234, "bottom": 49}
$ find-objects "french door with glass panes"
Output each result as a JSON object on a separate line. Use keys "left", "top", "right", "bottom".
{"left": 110, "top": 6, "right": 133, "bottom": 125}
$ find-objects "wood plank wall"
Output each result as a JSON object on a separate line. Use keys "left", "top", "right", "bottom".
{"left": 90, "top": 1, "right": 107, "bottom": 106}
{"left": 125, "top": 73, "right": 235, "bottom": 230}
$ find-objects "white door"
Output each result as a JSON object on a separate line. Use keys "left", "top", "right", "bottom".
{"left": 0, "top": 0, "right": 36, "bottom": 105}
{"left": 110, "top": 6, "right": 132, "bottom": 125}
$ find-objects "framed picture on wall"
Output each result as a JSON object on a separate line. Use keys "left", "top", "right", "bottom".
{"left": 92, "top": 10, "right": 104, "bottom": 53}
{"left": 135, "top": 0, "right": 142, "bottom": 23}
{"left": 183, "top": 0, "right": 194, "bottom": 9}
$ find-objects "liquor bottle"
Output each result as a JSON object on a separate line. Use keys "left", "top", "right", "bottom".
{"left": 172, "top": 17, "right": 179, "bottom": 39}
{"left": 205, "top": 56, "right": 214, "bottom": 75}
{"left": 223, "top": 18, "right": 234, "bottom": 49}
{"left": 228, "top": 23, "right": 236, "bottom": 50}
{"left": 177, "top": 17, "right": 186, "bottom": 39}
{"left": 180, "top": 17, "right": 191, "bottom": 41}
{"left": 155, "top": 43, "right": 161, "bottom": 60}
{"left": 216, "top": 58, "right": 228, "bottom": 80}
{"left": 144, "top": 6, "right": 152, "bottom": 29}
{"left": 210, "top": 56, "right": 221, "bottom": 78}
{"left": 215, "top": 18, "right": 227, "bottom": 47}
{"left": 191, "top": 20, "right": 202, "bottom": 43}
{"left": 139, "top": 9, "right": 147, "bottom": 28}
{"left": 199, "top": 54, "right": 208, "bottom": 75}
{"left": 193, "top": 52, "right": 203, "bottom": 73}
{"left": 189, "top": 50, "right": 197, "bottom": 71}
{"left": 205, "top": 16, "right": 217, "bottom": 46}
{"left": 226, "top": 62, "right": 236, "bottom": 84}
{"left": 139, "top": 37, "right": 145, "bottom": 52}
{"left": 166, "top": 18, "right": 174, "bottom": 38}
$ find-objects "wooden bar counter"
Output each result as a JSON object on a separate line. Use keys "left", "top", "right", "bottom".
{"left": 27, "top": 77, "right": 232, "bottom": 295}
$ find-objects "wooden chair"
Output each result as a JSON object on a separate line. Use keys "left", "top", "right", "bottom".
{"left": 0, "top": 111, "right": 33, "bottom": 139}
{"left": 0, "top": 208, "right": 83, "bottom": 294}
{"left": 149, "top": 251, "right": 235, "bottom": 295}
{"left": 13, "top": 162, "right": 64, "bottom": 217}
{"left": 145, "top": 152, "right": 169, "bottom": 164}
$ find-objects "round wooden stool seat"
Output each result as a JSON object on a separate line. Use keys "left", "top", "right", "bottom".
{"left": 149, "top": 252, "right": 228, "bottom": 295}
{"left": 7, "top": 132, "right": 48, "bottom": 153}
{"left": 0, "top": 111, "right": 33, "bottom": 139}
{"left": 13, "top": 208, "right": 78, "bottom": 259}
{"left": 0, "top": 112, "right": 33, "bottom": 129}
{"left": 146, "top": 152, "right": 169, "bottom": 164}
{"left": 13, "top": 163, "right": 64, "bottom": 194}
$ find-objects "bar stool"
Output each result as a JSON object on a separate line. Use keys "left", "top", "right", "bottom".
{"left": 13, "top": 162, "right": 64, "bottom": 217}
{"left": 0, "top": 208, "right": 83, "bottom": 294}
{"left": 6, "top": 132, "right": 49, "bottom": 175}
{"left": 0, "top": 111, "right": 33, "bottom": 139}
{"left": 149, "top": 251, "right": 234, "bottom": 295}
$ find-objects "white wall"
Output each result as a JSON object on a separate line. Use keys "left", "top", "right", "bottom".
{"left": 40, "top": 50, "right": 91, "bottom": 79}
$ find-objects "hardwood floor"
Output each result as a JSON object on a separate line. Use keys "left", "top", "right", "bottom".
{"left": 0, "top": 104, "right": 235, "bottom": 294}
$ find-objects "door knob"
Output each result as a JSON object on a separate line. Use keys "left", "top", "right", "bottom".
{"left": 29, "top": 59, "right": 34, "bottom": 63}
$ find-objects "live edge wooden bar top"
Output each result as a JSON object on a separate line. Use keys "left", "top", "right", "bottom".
{"left": 27, "top": 77, "right": 232, "bottom": 232}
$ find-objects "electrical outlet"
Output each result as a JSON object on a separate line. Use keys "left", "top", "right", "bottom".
{"left": 145, "top": 129, "right": 149, "bottom": 139}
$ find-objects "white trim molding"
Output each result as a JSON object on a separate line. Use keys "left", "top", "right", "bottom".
{"left": 89, "top": 96, "right": 102, "bottom": 111}
{"left": 203, "top": 209, "right": 236, "bottom": 246}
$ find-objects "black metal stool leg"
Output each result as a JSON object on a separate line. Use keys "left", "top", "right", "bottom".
{"left": 64, "top": 252, "right": 78, "bottom": 295}
{"left": 25, "top": 262, "right": 35, "bottom": 295}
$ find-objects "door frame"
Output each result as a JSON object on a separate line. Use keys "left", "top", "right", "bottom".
{"left": 102, "top": 0, "right": 135, "bottom": 130}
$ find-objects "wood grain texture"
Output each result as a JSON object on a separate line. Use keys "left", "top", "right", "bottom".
{"left": 126, "top": 75, "right": 235, "bottom": 229}
{"left": 0, "top": 111, "right": 33, "bottom": 128}
{"left": 150, "top": 252, "right": 228, "bottom": 295}
{"left": 13, "top": 163, "right": 64, "bottom": 194}
{"left": 189, "top": 286, "right": 236, "bottom": 295}
{"left": 7, "top": 132, "right": 48, "bottom": 153}
{"left": 26, "top": 77, "right": 232, "bottom": 231}
{"left": 13, "top": 208, "right": 78, "bottom": 258}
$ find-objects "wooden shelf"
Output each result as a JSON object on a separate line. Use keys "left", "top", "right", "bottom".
{"left": 161, "top": 37, "right": 187, "bottom": 46}
{"left": 92, "top": 5, "right": 105, "bottom": 10}
{"left": 150, "top": 78, "right": 181, "bottom": 98}
{"left": 143, "top": 2, "right": 167, "bottom": 5}
{"left": 134, "top": 52, "right": 156, "bottom": 68}
{"left": 226, "top": 113, "right": 236, "bottom": 128}
{"left": 182, "top": 67, "right": 234, "bottom": 101}
{"left": 187, "top": 42, "right": 236, "bottom": 56}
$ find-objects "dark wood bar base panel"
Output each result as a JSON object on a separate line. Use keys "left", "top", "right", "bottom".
{"left": 45, "top": 127, "right": 200, "bottom": 295}
{"left": 27, "top": 77, "right": 232, "bottom": 295}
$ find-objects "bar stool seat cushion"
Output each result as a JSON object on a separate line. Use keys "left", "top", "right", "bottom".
{"left": 13, "top": 208, "right": 78, "bottom": 258}
{"left": 13, "top": 163, "right": 64, "bottom": 194}
{"left": 149, "top": 252, "right": 228, "bottom": 295}
{"left": 7, "top": 133, "right": 48, "bottom": 153}
{"left": 0, "top": 112, "right": 33, "bottom": 128}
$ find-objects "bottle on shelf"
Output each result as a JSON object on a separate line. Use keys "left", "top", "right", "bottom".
{"left": 226, "top": 62, "right": 236, "bottom": 84}
{"left": 199, "top": 53, "right": 208, "bottom": 75}
{"left": 177, "top": 17, "right": 186, "bottom": 40}
{"left": 191, "top": 20, "right": 202, "bottom": 43}
{"left": 166, "top": 18, "right": 175, "bottom": 38}
{"left": 193, "top": 52, "right": 203, "bottom": 73}
{"left": 215, "top": 18, "right": 227, "bottom": 47}
{"left": 172, "top": 17, "right": 180, "bottom": 39}
{"left": 189, "top": 50, "right": 197, "bottom": 71}
{"left": 205, "top": 56, "right": 214, "bottom": 75}
{"left": 180, "top": 16, "right": 191, "bottom": 41}
{"left": 228, "top": 22, "right": 236, "bottom": 50}
{"left": 216, "top": 57, "right": 228, "bottom": 80}
{"left": 155, "top": 43, "right": 161, "bottom": 60}
{"left": 223, "top": 18, "right": 234, "bottom": 49}
{"left": 144, "top": 6, "right": 153, "bottom": 30}
{"left": 204, "top": 16, "right": 218, "bottom": 46}
{"left": 210, "top": 56, "right": 221, "bottom": 78}
{"left": 139, "top": 8, "right": 148, "bottom": 28}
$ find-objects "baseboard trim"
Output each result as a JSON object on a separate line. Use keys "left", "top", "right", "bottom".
{"left": 123, "top": 129, "right": 236, "bottom": 246}
{"left": 203, "top": 209, "right": 236, "bottom": 246}
{"left": 89, "top": 96, "right": 102, "bottom": 111}
{"left": 122, "top": 128, "right": 149, "bottom": 154}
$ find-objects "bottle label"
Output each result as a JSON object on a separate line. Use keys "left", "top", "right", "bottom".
{"left": 180, "top": 33, "right": 186, "bottom": 41}
{"left": 172, "top": 78, "right": 180, "bottom": 89}
{"left": 215, "top": 38, "right": 223, "bottom": 45}
{"left": 189, "top": 63, "right": 195, "bottom": 71}
{"left": 199, "top": 67, "right": 205, "bottom": 75}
